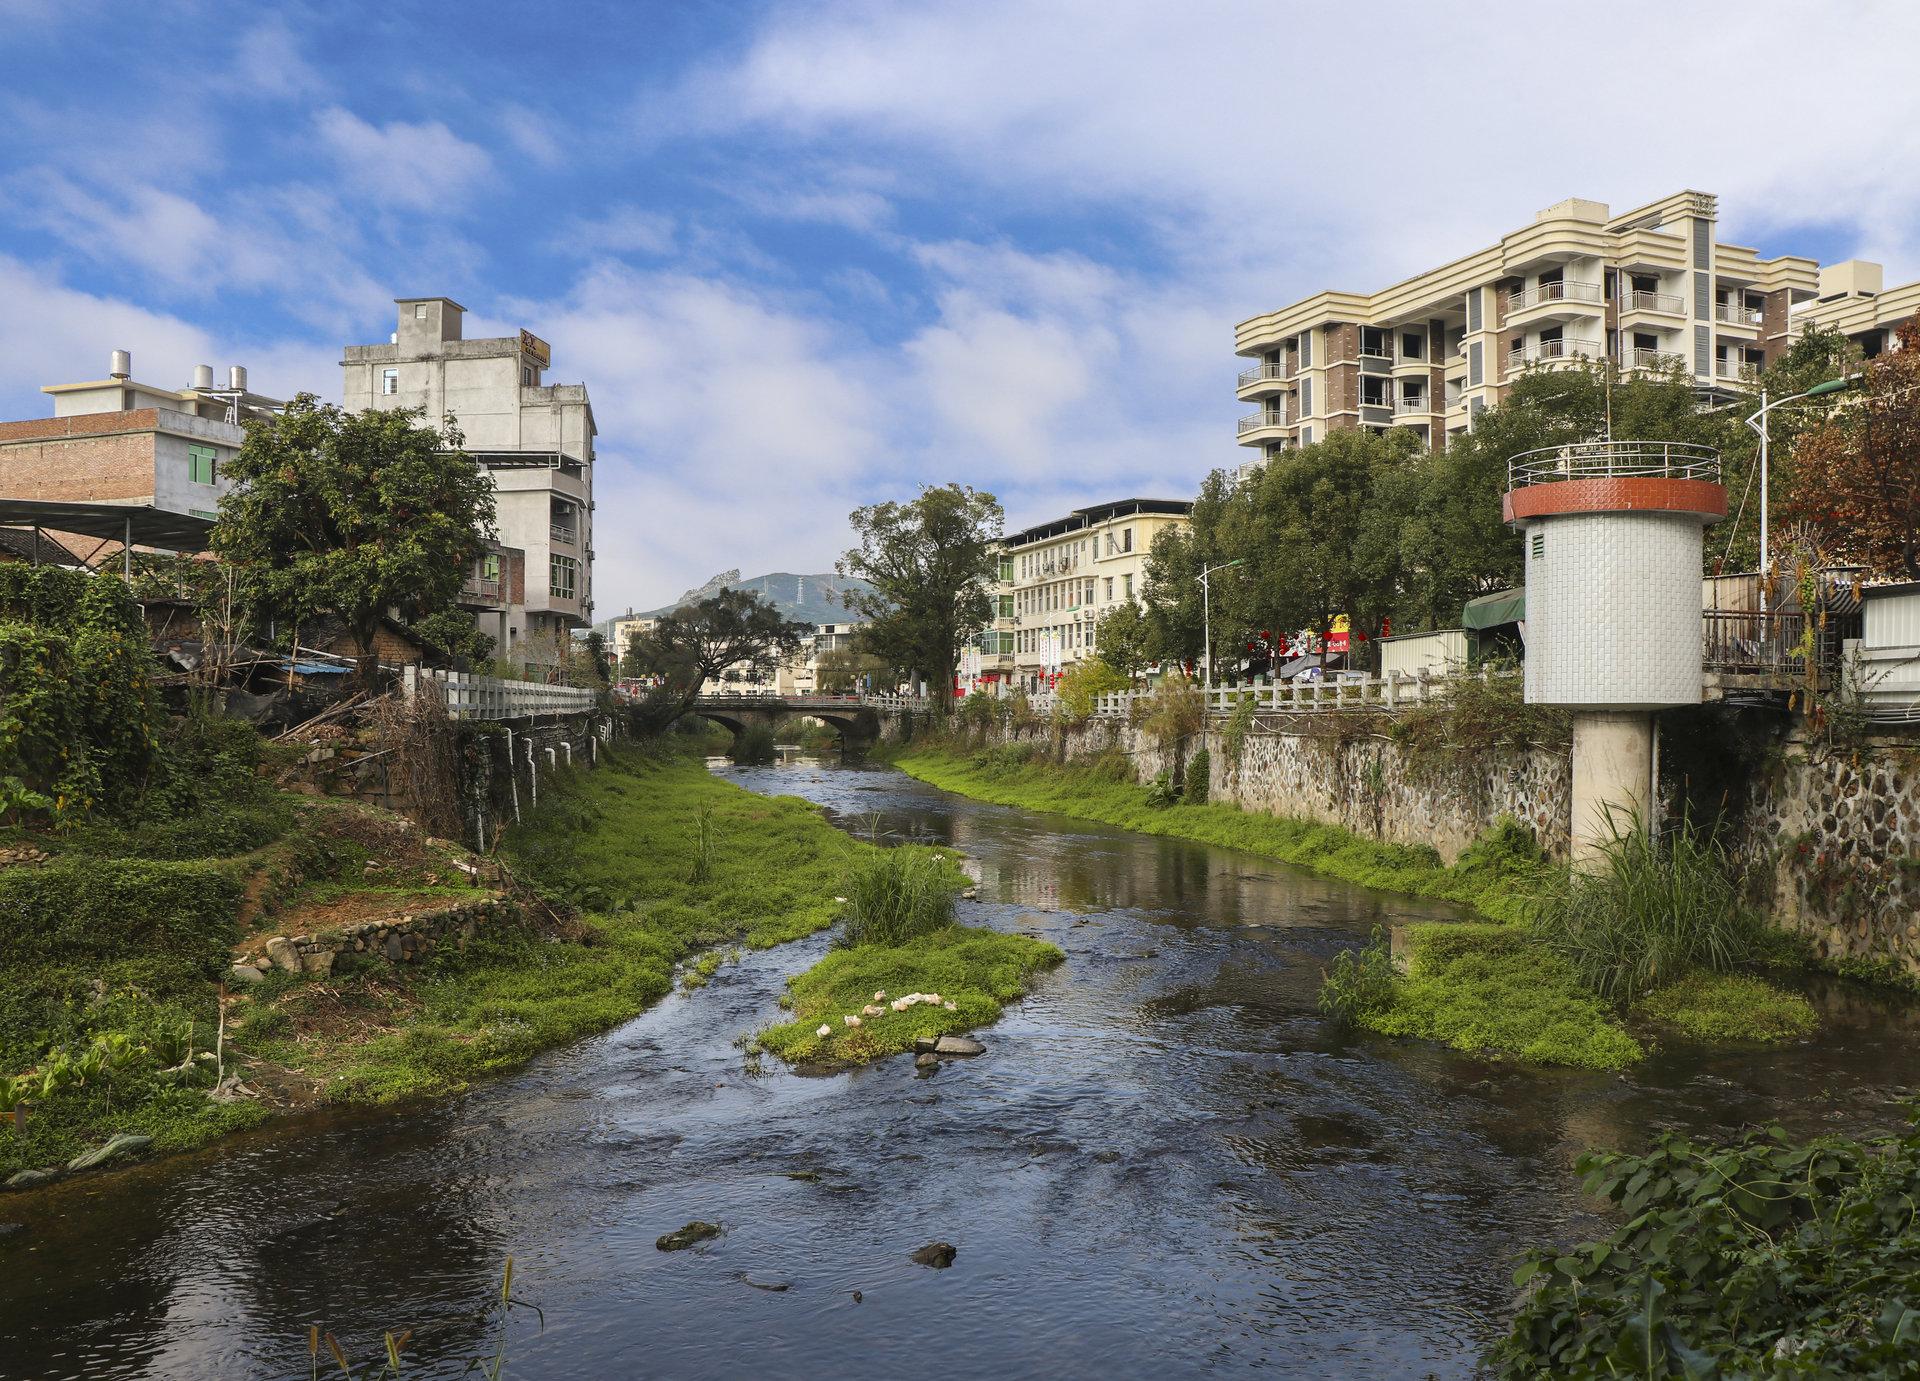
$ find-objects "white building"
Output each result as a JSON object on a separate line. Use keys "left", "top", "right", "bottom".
{"left": 343, "top": 298, "right": 596, "bottom": 667}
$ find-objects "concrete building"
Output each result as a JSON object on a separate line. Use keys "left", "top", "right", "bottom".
{"left": 0, "top": 352, "right": 280, "bottom": 522}
{"left": 989, "top": 498, "right": 1191, "bottom": 693}
{"left": 1234, "top": 191, "right": 1821, "bottom": 464}
{"left": 343, "top": 298, "right": 597, "bottom": 669}
{"left": 1794, "top": 259, "right": 1920, "bottom": 358}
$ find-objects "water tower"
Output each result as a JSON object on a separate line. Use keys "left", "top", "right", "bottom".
{"left": 1504, "top": 440, "right": 1725, "bottom": 864}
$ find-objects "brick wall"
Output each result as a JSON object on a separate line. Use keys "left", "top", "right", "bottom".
{"left": 0, "top": 427, "right": 158, "bottom": 502}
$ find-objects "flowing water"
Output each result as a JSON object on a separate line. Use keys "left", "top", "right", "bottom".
{"left": 3, "top": 758, "right": 1918, "bottom": 1379}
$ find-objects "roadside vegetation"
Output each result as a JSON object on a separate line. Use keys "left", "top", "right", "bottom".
{"left": 755, "top": 842, "right": 1062, "bottom": 1067}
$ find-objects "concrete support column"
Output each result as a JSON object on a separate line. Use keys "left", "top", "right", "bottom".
{"left": 1570, "top": 710, "right": 1654, "bottom": 869}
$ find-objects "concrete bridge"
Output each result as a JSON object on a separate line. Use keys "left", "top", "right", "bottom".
{"left": 689, "top": 692, "right": 931, "bottom": 749}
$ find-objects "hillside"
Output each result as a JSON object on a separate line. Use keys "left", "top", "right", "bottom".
{"left": 601, "top": 570, "right": 875, "bottom": 632}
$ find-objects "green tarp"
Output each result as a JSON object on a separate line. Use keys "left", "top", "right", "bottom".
{"left": 1462, "top": 587, "right": 1525, "bottom": 630}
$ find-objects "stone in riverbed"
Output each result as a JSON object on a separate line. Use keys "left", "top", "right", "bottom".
{"left": 910, "top": 1241, "right": 957, "bottom": 1268}
{"left": 914, "top": 1052, "right": 939, "bottom": 1068}
{"left": 263, "top": 937, "right": 301, "bottom": 973}
{"left": 934, "top": 1035, "right": 984, "bottom": 1057}
{"left": 913, "top": 1036, "right": 940, "bottom": 1054}
{"left": 5, "top": 1168, "right": 60, "bottom": 1190}
{"left": 657, "top": 1221, "right": 723, "bottom": 1251}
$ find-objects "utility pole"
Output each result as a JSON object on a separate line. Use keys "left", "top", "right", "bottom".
{"left": 1743, "top": 374, "right": 1858, "bottom": 601}
{"left": 1196, "top": 558, "right": 1243, "bottom": 689}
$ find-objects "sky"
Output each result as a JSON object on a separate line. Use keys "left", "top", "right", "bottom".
{"left": 4, "top": 0, "right": 1919, "bottom": 616}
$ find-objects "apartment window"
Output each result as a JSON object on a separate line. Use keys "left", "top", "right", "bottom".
{"left": 1401, "top": 331, "right": 1424, "bottom": 361}
{"left": 1122, "top": 574, "right": 1133, "bottom": 599}
{"left": 1538, "top": 266, "right": 1563, "bottom": 289}
{"left": 550, "top": 555, "right": 578, "bottom": 600}
{"left": 1360, "top": 326, "right": 1389, "bottom": 359}
{"left": 522, "top": 367, "right": 533, "bottom": 387}
{"left": 1104, "top": 576, "right": 1114, "bottom": 601}
{"left": 186, "top": 444, "right": 217, "bottom": 486}
{"left": 1084, "top": 579, "right": 1095, "bottom": 605}
{"left": 1466, "top": 288, "right": 1482, "bottom": 332}
{"left": 1634, "top": 331, "right": 1658, "bottom": 352}
{"left": 1360, "top": 377, "right": 1387, "bottom": 407}
{"left": 1632, "top": 273, "right": 1657, "bottom": 296}
{"left": 381, "top": 368, "right": 398, "bottom": 395}
{"left": 482, "top": 553, "right": 501, "bottom": 583}
{"left": 1302, "top": 426, "right": 1314, "bottom": 444}
{"left": 1121, "top": 527, "right": 1133, "bottom": 553}
{"left": 997, "top": 557, "right": 1013, "bottom": 582}
{"left": 1298, "top": 331, "right": 1312, "bottom": 367}
{"left": 415, "top": 303, "right": 429, "bottom": 320}
{"left": 997, "top": 594, "right": 1013, "bottom": 619}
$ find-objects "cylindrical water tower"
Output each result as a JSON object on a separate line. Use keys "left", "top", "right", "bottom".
{"left": 1503, "top": 441, "right": 1726, "bottom": 863}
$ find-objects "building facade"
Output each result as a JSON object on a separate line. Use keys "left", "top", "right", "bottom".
{"left": 1234, "top": 191, "right": 1822, "bottom": 464}
{"left": 982, "top": 498, "right": 1192, "bottom": 694}
{"left": 343, "top": 298, "right": 596, "bottom": 668}
{"left": 0, "top": 352, "right": 280, "bottom": 522}
{"left": 1795, "top": 259, "right": 1920, "bottom": 357}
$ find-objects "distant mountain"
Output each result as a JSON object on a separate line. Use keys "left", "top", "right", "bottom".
{"left": 597, "top": 570, "right": 875, "bottom": 634}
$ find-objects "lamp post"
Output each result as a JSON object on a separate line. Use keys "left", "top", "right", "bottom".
{"left": 1197, "top": 558, "right": 1244, "bottom": 689}
{"left": 1744, "top": 375, "right": 1858, "bottom": 590}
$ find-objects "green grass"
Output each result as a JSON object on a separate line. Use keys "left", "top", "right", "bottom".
{"left": 894, "top": 745, "right": 1545, "bottom": 922}
{"left": 1365, "top": 923, "right": 1644, "bottom": 1070}
{"left": 238, "top": 745, "right": 868, "bottom": 1103}
{"left": 1632, "top": 971, "right": 1817, "bottom": 1041}
{"left": 840, "top": 844, "right": 959, "bottom": 946}
{"left": 755, "top": 923, "right": 1063, "bottom": 1066}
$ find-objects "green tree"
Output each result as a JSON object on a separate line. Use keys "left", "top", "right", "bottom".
{"left": 1140, "top": 470, "right": 1237, "bottom": 670}
{"left": 838, "top": 484, "right": 1004, "bottom": 709}
{"left": 1055, "top": 656, "right": 1130, "bottom": 721}
{"left": 410, "top": 608, "right": 496, "bottom": 667}
{"left": 1092, "top": 598, "right": 1153, "bottom": 680}
{"left": 814, "top": 645, "right": 892, "bottom": 693}
{"left": 212, "top": 395, "right": 495, "bottom": 684}
{"left": 624, "top": 589, "right": 810, "bottom": 731}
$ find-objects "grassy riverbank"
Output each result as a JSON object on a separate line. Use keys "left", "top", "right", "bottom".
{"left": 894, "top": 743, "right": 1814, "bottom": 1071}
{"left": 892, "top": 744, "right": 1544, "bottom": 922}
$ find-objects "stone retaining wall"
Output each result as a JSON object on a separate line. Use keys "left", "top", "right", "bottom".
{"left": 236, "top": 896, "right": 520, "bottom": 983}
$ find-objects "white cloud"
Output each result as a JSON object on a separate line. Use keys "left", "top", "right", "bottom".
{"left": 500, "top": 105, "right": 564, "bottom": 168}
{"left": 230, "top": 19, "right": 328, "bottom": 100}
{"left": 555, "top": 205, "right": 677, "bottom": 257}
{"left": 314, "top": 107, "right": 492, "bottom": 211}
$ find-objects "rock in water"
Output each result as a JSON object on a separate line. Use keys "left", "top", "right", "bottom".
{"left": 934, "top": 1035, "right": 985, "bottom": 1056}
{"left": 65, "top": 1133, "right": 153, "bottom": 1173}
{"left": 741, "top": 1275, "right": 790, "bottom": 1292}
{"left": 4, "top": 1169, "right": 58, "bottom": 1190}
{"left": 656, "top": 1221, "right": 723, "bottom": 1251}
{"left": 914, "top": 1052, "right": 939, "bottom": 1068}
{"left": 913, "top": 1036, "right": 940, "bottom": 1054}
{"left": 910, "top": 1241, "right": 957, "bottom": 1269}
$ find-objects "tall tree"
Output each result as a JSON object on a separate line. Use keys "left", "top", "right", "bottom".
{"left": 624, "top": 589, "right": 811, "bottom": 731}
{"left": 213, "top": 395, "right": 495, "bottom": 684}
{"left": 838, "top": 484, "right": 1003, "bottom": 708}
{"left": 1787, "top": 319, "right": 1920, "bottom": 577}
{"left": 1091, "top": 598, "right": 1153, "bottom": 680}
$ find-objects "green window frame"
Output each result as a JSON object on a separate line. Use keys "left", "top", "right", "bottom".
{"left": 482, "top": 553, "right": 501, "bottom": 582}
{"left": 187, "top": 444, "right": 217, "bottom": 486}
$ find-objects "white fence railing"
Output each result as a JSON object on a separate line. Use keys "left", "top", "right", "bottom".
{"left": 408, "top": 667, "right": 597, "bottom": 721}
{"left": 1082, "top": 666, "right": 1510, "bottom": 719}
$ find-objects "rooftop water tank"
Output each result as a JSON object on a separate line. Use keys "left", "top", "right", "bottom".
{"left": 1505, "top": 440, "right": 1726, "bottom": 710}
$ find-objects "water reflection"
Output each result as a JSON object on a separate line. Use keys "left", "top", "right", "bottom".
{"left": 0, "top": 758, "right": 1915, "bottom": 1379}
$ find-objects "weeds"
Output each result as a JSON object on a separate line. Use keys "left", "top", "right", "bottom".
{"left": 1318, "top": 925, "right": 1395, "bottom": 1026}
{"left": 839, "top": 845, "right": 960, "bottom": 947}
{"left": 729, "top": 723, "right": 777, "bottom": 766}
{"left": 1531, "top": 815, "right": 1762, "bottom": 1005}
{"left": 1184, "top": 747, "right": 1211, "bottom": 805}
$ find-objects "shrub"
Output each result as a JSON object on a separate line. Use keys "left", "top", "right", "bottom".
{"left": 957, "top": 689, "right": 1004, "bottom": 736}
{"left": 839, "top": 845, "right": 958, "bottom": 947}
{"left": 1318, "top": 926, "right": 1395, "bottom": 1025}
{"left": 1496, "top": 1116, "right": 1920, "bottom": 1377}
{"left": 1143, "top": 771, "right": 1180, "bottom": 808}
{"left": 1531, "top": 815, "right": 1762, "bottom": 1004}
{"left": 1183, "top": 747, "right": 1211, "bottom": 804}
{"left": 1138, "top": 674, "right": 1205, "bottom": 748}
{"left": 1055, "top": 657, "right": 1130, "bottom": 723}
{"left": 730, "top": 722, "right": 778, "bottom": 765}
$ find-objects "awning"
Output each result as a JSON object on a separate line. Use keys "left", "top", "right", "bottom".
{"left": 0, "top": 499, "right": 215, "bottom": 552}
{"left": 1463, "top": 587, "right": 1525, "bottom": 631}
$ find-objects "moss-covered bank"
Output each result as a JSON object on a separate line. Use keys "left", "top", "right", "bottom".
{"left": 892, "top": 744, "right": 1545, "bottom": 922}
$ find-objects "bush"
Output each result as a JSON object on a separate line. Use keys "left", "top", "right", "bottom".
{"left": 1139, "top": 674, "right": 1205, "bottom": 747}
{"left": 1318, "top": 926, "right": 1395, "bottom": 1025}
{"left": 839, "top": 845, "right": 959, "bottom": 947}
{"left": 1184, "top": 747, "right": 1211, "bottom": 804}
{"left": 957, "top": 690, "right": 1004, "bottom": 736}
{"left": 1496, "top": 1115, "right": 1920, "bottom": 1377}
{"left": 1144, "top": 771, "right": 1180, "bottom": 808}
{"left": 729, "top": 722, "right": 778, "bottom": 765}
{"left": 1531, "top": 816, "right": 1761, "bottom": 1005}
{"left": 1055, "top": 657, "right": 1130, "bottom": 723}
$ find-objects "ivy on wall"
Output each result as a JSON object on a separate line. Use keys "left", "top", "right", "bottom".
{"left": 0, "top": 567, "right": 158, "bottom": 824}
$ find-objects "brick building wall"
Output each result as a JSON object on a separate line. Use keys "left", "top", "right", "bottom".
{"left": 0, "top": 412, "right": 159, "bottom": 502}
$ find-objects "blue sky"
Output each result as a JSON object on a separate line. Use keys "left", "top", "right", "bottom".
{"left": 4, "top": 1, "right": 1918, "bottom": 615}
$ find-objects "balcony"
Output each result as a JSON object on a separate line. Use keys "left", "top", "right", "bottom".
{"left": 1618, "top": 347, "right": 1688, "bottom": 374}
{"left": 1623, "top": 289, "right": 1685, "bottom": 316}
{"left": 1235, "top": 362, "right": 1292, "bottom": 399}
{"left": 1715, "top": 301, "right": 1764, "bottom": 327}
{"left": 550, "top": 523, "right": 578, "bottom": 546}
{"left": 1507, "top": 281, "right": 1605, "bottom": 318}
{"left": 1237, "top": 412, "right": 1291, "bottom": 446}
{"left": 1506, "top": 338, "right": 1603, "bottom": 374}
{"left": 1716, "top": 356, "right": 1761, "bottom": 380}
{"left": 1394, "top": 395, "right": 1430, "bottom": 416}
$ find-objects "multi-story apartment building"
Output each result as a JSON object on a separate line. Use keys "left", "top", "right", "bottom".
{"left": 343, "top": 298, "right": 597, "bottom": 668}
{"left": 1795, "top": 259, "right": 1920, "bottom": 357}
{"left": 1234, "top": 191, "right": 1822, "bottom": 463}
{"left": 0, "top": 351, "right": 280, "bottom": 523}
{"left": 982, "top": 498, "right": 1191, "bottom": 694}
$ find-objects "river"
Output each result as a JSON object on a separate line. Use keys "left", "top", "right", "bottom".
{"left": 2, "top": 758, "right": 1917, "bottom": 1379}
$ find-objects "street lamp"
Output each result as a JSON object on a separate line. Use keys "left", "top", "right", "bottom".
{"left": 1744, "top": 374, "right": 1859, "bottom": 590}
{"left": 1197, "top": 558, "right": 1244, "bottom": 689}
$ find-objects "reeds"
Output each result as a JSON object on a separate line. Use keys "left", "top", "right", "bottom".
{"left": 839, "top": 845, "right": 956, "bottom": 947}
